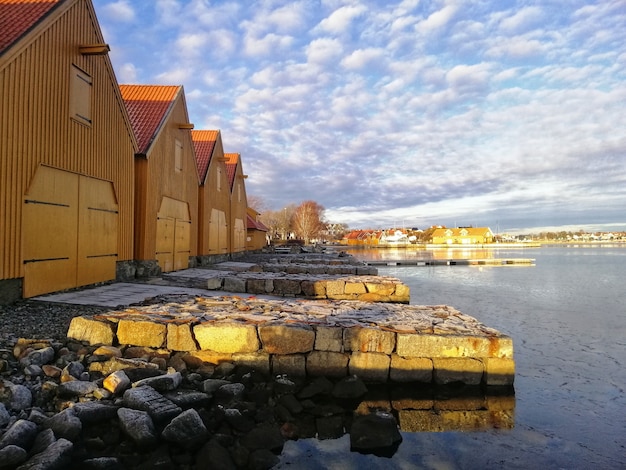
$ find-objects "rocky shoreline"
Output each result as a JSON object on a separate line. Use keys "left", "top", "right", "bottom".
{"left": 0, "top": 299, "right": 404, "bottom": 470}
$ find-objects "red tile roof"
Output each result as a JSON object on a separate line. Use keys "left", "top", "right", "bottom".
{"left": 119, "top": 84, "right": 180, "bottom": 155}
{"left": 247, "top": 214, "right": 268, "bottom": 231}
{"left": 0, "top": 0, "right": 62, "bottom": 54}
{"left": 224, "top": 153, "right": 239, "bottom": 190}
{"left": 191, "top": 130, "right": 219, "bottom": 183}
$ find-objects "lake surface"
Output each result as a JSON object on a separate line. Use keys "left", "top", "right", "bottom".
{"left": 275, "top": 245, "right": 626, "bottom": 469}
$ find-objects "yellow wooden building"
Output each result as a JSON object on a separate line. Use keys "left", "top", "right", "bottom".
{"left": 0, "top": 0, "right": 137, "bottom": 300}
{"left": 431, "top": 227, "right": 495, "bottom": 245}
{"left": 246, "top": 207, "right": 269, "bottom": 251}
{"left": 120, "top": 85, "right": 199, "bottom": 273}
{"left": 191, "top": 130, "right": 230, "bottom": 263}
{"left": 225, "top": 153, "right": 248, "bottom": 255}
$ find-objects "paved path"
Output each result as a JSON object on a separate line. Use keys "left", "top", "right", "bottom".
{"left": 31, "top": 280, "right": 271, "bottom": 308}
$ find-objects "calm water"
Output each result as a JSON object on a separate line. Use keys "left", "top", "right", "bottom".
{"left": 276, "top": 245, "right": 626, "bottom": 469}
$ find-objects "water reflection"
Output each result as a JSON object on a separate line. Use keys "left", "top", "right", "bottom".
{"left": 346, "top": 247, "right": 518, "bottom": 261}
{"left": 289, "top": 382, "right": 514, "bottom": 459}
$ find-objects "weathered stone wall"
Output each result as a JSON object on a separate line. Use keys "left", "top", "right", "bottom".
{"left": 67, "top": 296, "right": 514, "bottom": 386}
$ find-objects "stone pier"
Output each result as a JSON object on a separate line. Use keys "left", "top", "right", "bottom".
{"left": 67, "top": 295, "right": 514, "bottom": 386}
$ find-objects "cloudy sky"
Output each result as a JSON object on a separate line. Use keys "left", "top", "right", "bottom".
{"left": 93, "top": 0, "right": 625, "bottom": 234}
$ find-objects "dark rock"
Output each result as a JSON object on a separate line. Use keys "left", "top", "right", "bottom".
{"left": 316, "top": 415, "right": 344, "bottom": 440}
{"left": 349, "top": 411, "right": 402, "bottom": 456}
{"left": 248, "top": 448, "right": 281, "bottom": 470}
{"left": 240, "top": 424, "right": 284, "bottom": 453}
{"left": 73, "top": 401, "right": 119, "bottom": 424}
{"left": 56, "top": 380, "right": 98, "bottom": 398}
{"left": 298, "top": 376, "right": 333, "bottom": 399}
{"left": 44, "top": 408, "right": 82, "bottom": 441}
{"left": 120, "top": 367, "right": 164, "bottom": 383}
{"left": 81, "top": 456, "right": 123, "bottom": 470}
{"left": 201, "top": 379, "right": 230, "bottom": 394}
{"left": 332, "top": 375, "right": 368, "bottom": 399}
{"left": 224, "top": 408, "right": 255, "bottom": 433}
{"left": 117, "top": 407, "right": 158, "bottom": 449}
{"left": 17, "top": 437, "right": 73, "bottom": 470}
{"left": 162, "top": 389, "right": 210, "bottom": 409}
{"left": 0, "top": 419, "right": 37, "bottom": 450}
{"left": 20, "top": 347, "right": 55, "bottom": 367}
{"left": 215, "top": 383, "right": 245, "bottom": 400}
{"left": 1, "top": 381, "right": 32, "bottom": 411}
{"left": 0, "top": 402, "right": 10, "bottom": 427}
{"left": 278, "top": 394, "right": 303, "bottom": 415}
{"left": 29, "top": 428, "right": 56, "bottom": 456}
{"left": 0, "top": 444, "right": 28, "bottom": 467}
{"left": 161, "top": 408, "right": 208, "bottom": 448}
{"left": 195, "top": 439, "right": 236, "bottom": 470}
{"left": 122, "top": 386, "right": 182, "bottom": 423}
{"left": 133, "top": 372, "right": 182, "bottom": 392}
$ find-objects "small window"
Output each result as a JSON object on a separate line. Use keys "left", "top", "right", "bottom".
{"left": 70, "top": 65, "right": 92, "bottom": 125}
{"left": 237, "top": 182, "right": 241, "bottom": 202}
{"left": 217, "top": 167, "right": 222, "bottom": 191}
{"left": 175, "top": 139, "right": 183, "bottom": 172}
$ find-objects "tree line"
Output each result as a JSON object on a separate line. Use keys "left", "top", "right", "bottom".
{"left": 247, "top": 197, "right": 348, "bottom": 245}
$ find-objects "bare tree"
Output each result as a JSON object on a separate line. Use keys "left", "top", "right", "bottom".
{"left": 292, "top": 200, "right": 325, "bottom": 244}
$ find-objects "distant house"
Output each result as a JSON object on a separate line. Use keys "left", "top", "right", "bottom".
{"left": 431, "top": 227, "right": 494, "bottom": 245}
{"left": 0, "top": 0, "right": 137, "bottom": 300}
{"left": 225, "top": 153, "right": 248, "bottom": 255}
{"left": 343, "top": 230, "right": 381, "bottom": 246}
{"left": 246, "top": 207, "right": 269, "bottom": 251}
{"left": 120, "top": 84, "right": 199, "bottom": 273}
{"left": 192, "top": 130, "right": 230, "bottom": 263}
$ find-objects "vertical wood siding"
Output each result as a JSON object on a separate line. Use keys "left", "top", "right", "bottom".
{"left": 0, "top": 0, "right": 135, "bottom": 282}
{"left": 134, "top": 94, "right": 199, "bottom": 266}
{"left": 198, "top": 135, "right": 230, "bottom": 255}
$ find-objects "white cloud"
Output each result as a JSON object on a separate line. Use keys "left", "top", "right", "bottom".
{"left": 498, "top": 6, "right": 543, "bottom": 34}
{"left": 340, "top": 48, "right": 386, "bottom": 70}
{"left": 317, "top": 5, "right": 367, "bottom": 34}
{"left": 117, "top": 62, "right": 138, "bottom": 82}
{"left": 416, "top": 4, "right": 458, "bottom": 34}
{"left": 101, "top": 0, "right": 135, "bottom": 22}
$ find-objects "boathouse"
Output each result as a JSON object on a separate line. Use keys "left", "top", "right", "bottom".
{"left": 225, "top": 153, "right": 248, "bottom": 256}
{"left": 191, "top": 130, "right": 230, "bottom": 264}
{"left": 246, "top": 207, "right": 269, "bottom": 251}
{"left": 120, "top": 85, "right": 199, "bottom": 274}
{"left": 0, "top": 0, "right": 136, "bottom": 301}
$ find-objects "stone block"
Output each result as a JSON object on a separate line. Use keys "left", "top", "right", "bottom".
{"left": 193, "top": 323, "right": 260, "bottom": 353}
{"left": 357, "top": 293, "right": 384, "bottom": 303}
{"left": 206, "top": 277, "right": 223, "bottom": 290}
{"left": 348, "top": 352, "right": 390, "bottom": 382}
{"left": 389, "top": 355, "right": 432, "bottom": 383}
{"left": 231, "top": 352, "right": 271, "bottom": 374}
{"left": 432, "top": 358, "right": 484, "bottom": 385}
{"left": 67, "top": 317, "right": 115, "bottom": 346}
{"left": 247, "top": 279, "right": 273, "bottom": 294}
{"left": 344, "top": 327, "right": 395, "bottom": 354}
{"left": 189, "top": 350, "right": 233, "bottom": 365}
{"left": 314, "top": 326, "right": 343, "bottom": 352}
{"left": 306, "top": 351, "right": 348, "bottom": 377}
{"left": 344, "top": 282, "right": 367, "bottom": 295}
{"left": 273, "top": 279, "right": 302, "bottom": 296}
{"left": 259, "top": 324, "right": 315, "bottom": 354}
{"left": 396, "top": 334, "right": 513, "bottom": 358}
{"left": 223, "top": 276, "right": 247, "bottom": 293}
{"left": 325, "top": 280, "right": 345, "bottom": 296}
{"left": 365, "top": 282, "right": 395, "bottom": 296}
{"left": 272, "top": 354, "right": 306, "bottom": 377}
{"left": 482, "top": 357, "right": 515, "bottom": 386}
{"left": 167, "top": 323, "right": 198, "bottom": 352}
{"left": 117, "top": 320, "right": 166, "bottom": 348}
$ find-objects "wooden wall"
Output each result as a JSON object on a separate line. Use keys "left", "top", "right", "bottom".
{"left": 196, "top": 132, "right": 230, "bottom": 256}
{"left": 0, "top": 0, "right": 135, "bottom": 294}
{"left": 133, "top": 93, "right": 199, "bottom": 269}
